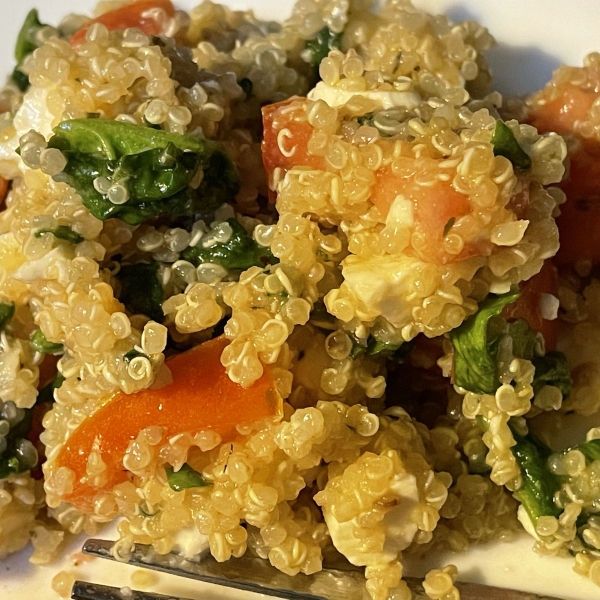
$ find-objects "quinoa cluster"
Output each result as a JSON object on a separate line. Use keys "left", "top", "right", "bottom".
{"left": 0, "top": 1, "right": 598, "bottom": 598}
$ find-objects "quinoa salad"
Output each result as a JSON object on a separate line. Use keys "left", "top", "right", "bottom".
{"left": 0, "top": 1, "right": 600, "bottom": 598}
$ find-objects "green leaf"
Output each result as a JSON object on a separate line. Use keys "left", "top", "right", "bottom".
{"left": 117, "top": 262, "right": 164, "bottom": 323}
{"left": 15, "top": 9, "right": 43, "bottom": 63}
{"left": 11, "top": 68, "right": 30, "bottom": 92}
{"left": 450, "top": 288, "right": 520, "bottom": 394}
{"left": 351, "top": 336, "right": 414, "bottom": 361}
{"left": 34, "top": 225, "right": 84, "bottom": 244}
{"left": 491, "top": 120, "right": 532, "bottom": 170}
{"left": 36, "top": 373, "right": 65, "bottom": 405}
{"left": 304, "top": 27, "right": 343, "bottom": 70}
{"left": 165, "top": 463, "right": 211, "bottom": 491}
{"left": 0, "top": 302, "right": 15, "bottom": 331}
{"left": 558, "top": 438, "right": 600, "bottom": 464}
{"left": 139, "top": 502, "right": 160, "bottom": 517}
{"left": 0, "top": 405, "right": 36, "bottom": 479}
{"left": 507, "top": 318, "right": 538, "bottom": 361}
{"left": 49, "top": 119, "right": 239, "bottom": 225}
{"left": 0, "top": 456, "right": 22, "bottom": 480}
{"left": 12, "top": 9, "right": 47, "bottom": 92}
{"left": 124, "top": 349, "right": 149, "bottom": 362}
{"left": 504, "top": 317, "right": 572, "bottom": 399}
{"left": 531, "top": 351, "right": 572, "bottom": 398}
{"left": 512, "top": 430, "right": 561, "bottom": 525}
{"left": 30, "top": 329, "right": 64, "bottom": 355}
{"left": 309, "top": 300, "right": 337, "bottom": 331}
{"left": 238, "top": 78, "right": 252, "bottom": 97}
{"left": 49, "top": 118, "right": 207, "bottom": 159}
{"left": 355, "top": 113, "right": 397, "bottom": 138}
{"left": 181, "top": 219, "right": 276, "bottom": 271}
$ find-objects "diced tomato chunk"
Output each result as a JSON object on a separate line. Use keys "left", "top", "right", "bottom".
{"left": 70, "top": 0, "right": 175, "bottom": 47}
{"left": 370, "top": 168, "right": 488, "bottom": 265}
{"left": 553, "top": 146, "right": 600, "bottom": 266}
{"left": 528, "top": 84, "right": 597, "bottom": 140}
{"left": 261, "top": 97, "right": 325, "bottom": 200}
{"left": 528, "top": 79, "right": 600, "bottom": 267}
{"left": 503, "top": 259, "right": 560, "bottom": 351}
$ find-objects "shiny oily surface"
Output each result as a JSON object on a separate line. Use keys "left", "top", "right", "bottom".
{"left": 2, "top": 1, "right": 600, "bottom": 600}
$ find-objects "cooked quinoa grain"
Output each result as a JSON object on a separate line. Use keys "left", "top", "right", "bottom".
{"left": 0, "top": 1, "right": 598, "bottom": 598}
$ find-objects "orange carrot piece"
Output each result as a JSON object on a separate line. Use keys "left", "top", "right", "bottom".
{"left": 70, "top": 0, "right": 175, "bottom": 47}
{"left": 55, "top": 336, "right": 282, "bottom": 511}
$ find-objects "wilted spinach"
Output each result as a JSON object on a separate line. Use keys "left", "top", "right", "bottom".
{"left": 49, "top": 119, "right": 239, "bottom": 225}
{"left": 12, "top": 9, "right": 49, "bottom": 92}
{"left": 181, "top": 219, "right": 276, "bottom": 270}
{"left": 304, "top": 27, "right": 343, "bottom": 75}
{"left": 117, "top": 262, "right": 164, "bottom": 323}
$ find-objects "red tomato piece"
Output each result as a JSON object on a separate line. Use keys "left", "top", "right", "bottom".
{"left": 70, "top": 0, "right": 175, "bottom": 47}
{"left": 503, "top": 259, "right": 560, "bottom": 351}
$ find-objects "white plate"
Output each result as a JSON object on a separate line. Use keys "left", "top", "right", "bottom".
{"left": 1, "top": 1, "right": 600, "bottom": 599}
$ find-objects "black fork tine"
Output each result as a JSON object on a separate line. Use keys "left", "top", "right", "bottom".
{"left": 71, "top": 580, "right": 188, "bottom": 600}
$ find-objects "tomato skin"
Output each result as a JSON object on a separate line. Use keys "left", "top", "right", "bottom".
{"left": 503, "top": 260, "right": 559, "bottom": 351}
{"left": 54, "top": 337, "right": 282, "bottom": 512}
{"left": 70, "top": 0, "right": 175, "bottom": 47}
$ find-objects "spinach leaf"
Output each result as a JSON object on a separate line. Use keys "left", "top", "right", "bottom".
{"left": 505, "top": 318, "right": 572, "bottom": 398}
{"left": 12, "top": 9, "right": 48, "bottom": 92}
{"left": 512, "top": 430, "right": 562, "bottom": 525}
{"left": 49, "top": 119, "right": 239, "bottom": 225}
{"left": 117, "top": 262, "right": 164, "bottom": 323}
{"left": 124, "top": 349, "right": 149, "bottom": 362}
{"left": 491, "top": 120, "right": 532, "bottom": 170}
{"left": 575, "top": 439, "right": 600, "bottom": 463}
{"left": 11, "top": 69, "right": 30, "bottom": 93}
{"left": 30, "top": 329, "right": 64, "bottom": 355}
{"left": 351, "top": 336, "right": 414, "bottom": 362}
{"left": 165, "top": 463, "right": 211, "bottom": 491}
{"left": 36, "top": 372, "right": 65, "bottom": 405}
{"left": 309, "top": 300, "right": 337, "bottom": 331}
{"left": 531, "top": 351, "right": 572, "bottom": 398}
{"left": 0, "top": 302, "right": 15, "bottom": 331}
{"left": 449, "top": 289, "right": 520, "bottom": 394}
{"left": 0, "top": 405, "right": 36, "bottom": 479}
{"left": 507, "top": 318, "right": 539, "bottom": 361}
{"left": 304, "top": 27, "right": 343, "bottom": 71}
{"left": 34, "top": 225, "right": 84, "bottom": 244}
{"left": 181, "top": 219, "right": 276, "bottom": 270}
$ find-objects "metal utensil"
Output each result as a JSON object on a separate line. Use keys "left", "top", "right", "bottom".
{"left": 71, "top": 538, "right": 565, "bottom": 600}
